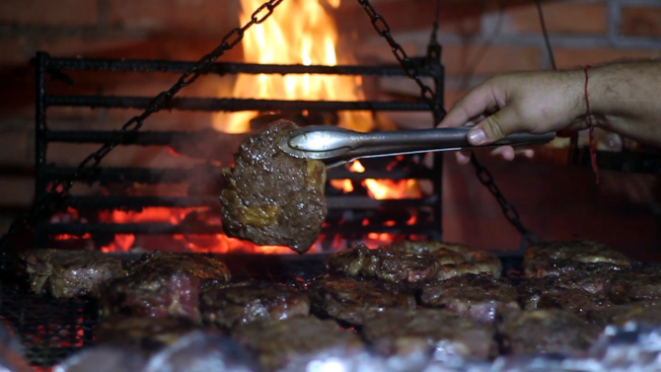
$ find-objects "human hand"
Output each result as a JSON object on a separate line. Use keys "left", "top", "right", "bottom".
{"left": 439, "top": 70, "right": 588, "bottom": 164}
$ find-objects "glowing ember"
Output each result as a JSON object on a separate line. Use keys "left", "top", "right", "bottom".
{"left": 330, "top": 160, "right": 423, "bottom": 200}
{"left": 212, "top": 0, "right": 372, "bottom": 133}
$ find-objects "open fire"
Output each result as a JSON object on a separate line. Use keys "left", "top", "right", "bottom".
{"left": 40, "top": 0, "right": 438, "bottom": 254}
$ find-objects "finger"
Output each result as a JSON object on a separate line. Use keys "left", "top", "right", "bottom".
{"left": 438, "top": 82, "right": 501, "bottom": 128}
{"left": 490, "top": 146, "right": 515, "bottom": 161}
{"left": 455, "top": 150, "right": 471, "bottom": 165}
{"left": 467, "top": 106, "right": 520, "bottom": 145}
{"left": 517, "top": 148, "right": 535, "bottom": 159}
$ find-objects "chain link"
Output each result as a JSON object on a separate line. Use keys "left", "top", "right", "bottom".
{"left": 356, "top": 0, "right": 443, "bottom": 121}
{"left": 0, "top": 0, "right": 284, "bottom": 246}
{"left": 356, "top": 0, "right": 541, "bottom": 246}
{"left": 470, "top": 152, "right": 541, "bottom": 245}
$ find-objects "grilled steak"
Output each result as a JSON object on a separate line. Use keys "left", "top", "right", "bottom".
{"left": 101, "top": 252, "right": 231, "bottom": 322}
{"left": 517, "top": 276, "right": 613, "bottom": 316}
{"left": 201, "top": 282, "right": 309, "bottom": 329}
{"left": 362, "top": 309, "right": 496, "bottom": 360}
{"left": 308, "top": 276, "right": 416, "bottom": 325}
{"left": 19, "top": 249, "right": 125, "bottom": 299}
{"left": 232, "top": 316, "right": 363, "bottom": 371}
{"left": 420, "top": 274, "right": 519, "bottom": 324}
{"left": 498, "top": 309, "right": 600, "bottom": 356}
{"left": 523, "top": 240, "right": 630, "bottom": 278}
{"left": 96, "top": 316, "right": 201, "bottom": 354}
{"left": 608, "top": 269, "right": 661, "bottom": 303}
{"left": 327, "top": 242, "right": 501, "bottom": 286}
{"left": 219, "top": 120, "right": 327, "bottom": 253}
{"left": 589, "top": 300, "right": 661, "bottom": 327}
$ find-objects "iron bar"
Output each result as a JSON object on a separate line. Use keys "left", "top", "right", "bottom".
{"left": 43, "top": 57, "right": 435, "bottom": 77}
{"left": 44, "top": 166, "right": 434, "bottom": 183}
{"left": 45, "top": 130, "right": 248, "bottom": 146}
{"left": 43, "top": 166, "right": 223, "bottom": 184}
{"left": 59, "top": 195, "right": 436, "bottom": 210}
{"left": 40, "top": 222, "right": 435, "bottom": 236}
{"left": 46, "top": 95, "right": 430, "bottom": 112}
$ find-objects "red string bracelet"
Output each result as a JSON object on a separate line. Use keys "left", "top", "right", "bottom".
{"left": 583, "top": 65, "right": 599, "bottom": 184}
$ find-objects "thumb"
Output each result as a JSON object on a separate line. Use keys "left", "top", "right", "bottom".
{"left": 466, "top": 106, "right": 519, "bottom": 145}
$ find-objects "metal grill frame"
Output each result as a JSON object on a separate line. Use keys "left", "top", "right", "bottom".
{"left": 33, "top": 52, "right": 446, "bottom": 249}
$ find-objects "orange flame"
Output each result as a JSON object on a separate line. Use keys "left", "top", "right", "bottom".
{"left": 330, "top": 160, "right": 422, "bottom": 200}
{"left": 212, "top": 0, "right": 372, "bottom": 133}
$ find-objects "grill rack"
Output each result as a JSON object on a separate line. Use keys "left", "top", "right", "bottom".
{"left": 33, "top": 52, "right": 446, "bottom": 250}
{"left": 0, "top": 253, "right": 522, "bottom": 368}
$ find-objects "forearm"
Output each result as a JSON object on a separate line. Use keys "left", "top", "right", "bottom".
{"left": 587, "top": 61, "right": 661, "bottom": 145}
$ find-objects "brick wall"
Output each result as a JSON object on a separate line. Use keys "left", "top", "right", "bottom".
{"left": 0, "top": 0, "right": 659, "bottom": 256}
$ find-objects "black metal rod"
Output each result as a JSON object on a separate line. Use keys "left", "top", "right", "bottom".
{"left": 43, "top": 56, "right": 437, "bottom": 77}
{"left": 321, "top": 223, "right": 437, "bottom": 235}
{"left": 41, "top": 223, "right": 223, "bottom": 235}
{"left": 34, "top": 52, "right": 49, "bottom": 249}
{"left": 46, "top": 95, "right": 430, "bottom": 112}
{"left": 59, "top": 195, "right": 435, "bottom": 210}
{"left": 45, "top": 130, "right": 249, "bottom": 145}
{"left": 41, "top": 222, "right": 435, "bottom": 236}
{"left": 44, "top": 166, "right": 433, "bottom": 183}
{"left": 43, "top": 166, "right": 224, "bottom": 184}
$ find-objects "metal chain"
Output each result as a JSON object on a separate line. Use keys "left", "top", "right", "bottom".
{"left": 357, "top": 0, "right": 541, "bottom": 246}
{"left": 470, "top": 153, "right": 541, "bottom": 245}
{"left": 0, "top": 0, "right": 284, "bottom": 245}
{"left": 356, "top": 0, "right": 443, "bottom": 121}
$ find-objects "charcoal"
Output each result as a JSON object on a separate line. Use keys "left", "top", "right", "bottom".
{"left": 308, "top": 276, "right": 415, "bottom": 325}
{"left": 19, "top": 249, "right": 126, "bottom": 299}
{"left": 200, "top": 281, "right": 309, "bottom": 328}
{"left": 219, "top": 120, "right": 327, "bottom": 253}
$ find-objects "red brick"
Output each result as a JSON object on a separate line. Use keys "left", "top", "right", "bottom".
{"left": 555, "top": 47, "right": 661, "bottom": 69}
{"left": 620, "top": 6, "right": 661, "bottom": 38}
{"left": 443, "top": 44, "right": 541, "bottom": 75}
{"left": 501, "top": 2, "right": 608, "bottom": 35}
{"left": 108, "top": 0, "right": 241, "bottom": 34}
{"left": 0, "top": 0, "right": 97, "bottom": 26}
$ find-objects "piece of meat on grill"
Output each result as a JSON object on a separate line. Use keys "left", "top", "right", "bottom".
{"left": 523, "top": 240, "right": 631, "bottom": 278}
{"left": 589, "top": 300, "right": 661, "bottom": 327}
{"left": 420, "top": 274, "right": 520, "bottom": 324}
{"left": 101, "top": 251, "right": 231, "bottom": 322}
{"left": 362, "top": 309, "right": 497, "bottom": 360}
{"left": 232, "top": 316, "right": 364, "bottom": 371}
{"left": 96, "top": 316, "right": 202, "bottom": 355}
{"left": 308, "top": 276, "right": 416, "bottom": 325}
{"left": 219, "top": 120, "right": 327, "bottom": 254}
{"left": 19, "top": 249, "right": 126, "bottom": 299}
{"left": 200, "top": 281, "right": 310, "bottom": 329}
{"left": 607, "top": 269, "right": 661, "bottom": 304}
{"left": 326, "top": 241, "right": 502, "bottom": 286}
{"left": 517, "top": 276, "right": 613, "bottom": 316}
{"left": 498, "top": 309, "right": 600, "bottom": 356}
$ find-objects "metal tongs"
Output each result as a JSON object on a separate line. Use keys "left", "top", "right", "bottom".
{"left": 279, "top": 126, "right": 555, "bottom": 168}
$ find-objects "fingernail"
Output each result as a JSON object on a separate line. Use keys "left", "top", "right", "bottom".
{"left": 468, "top": 129, "right": 486, "bottom": 145}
